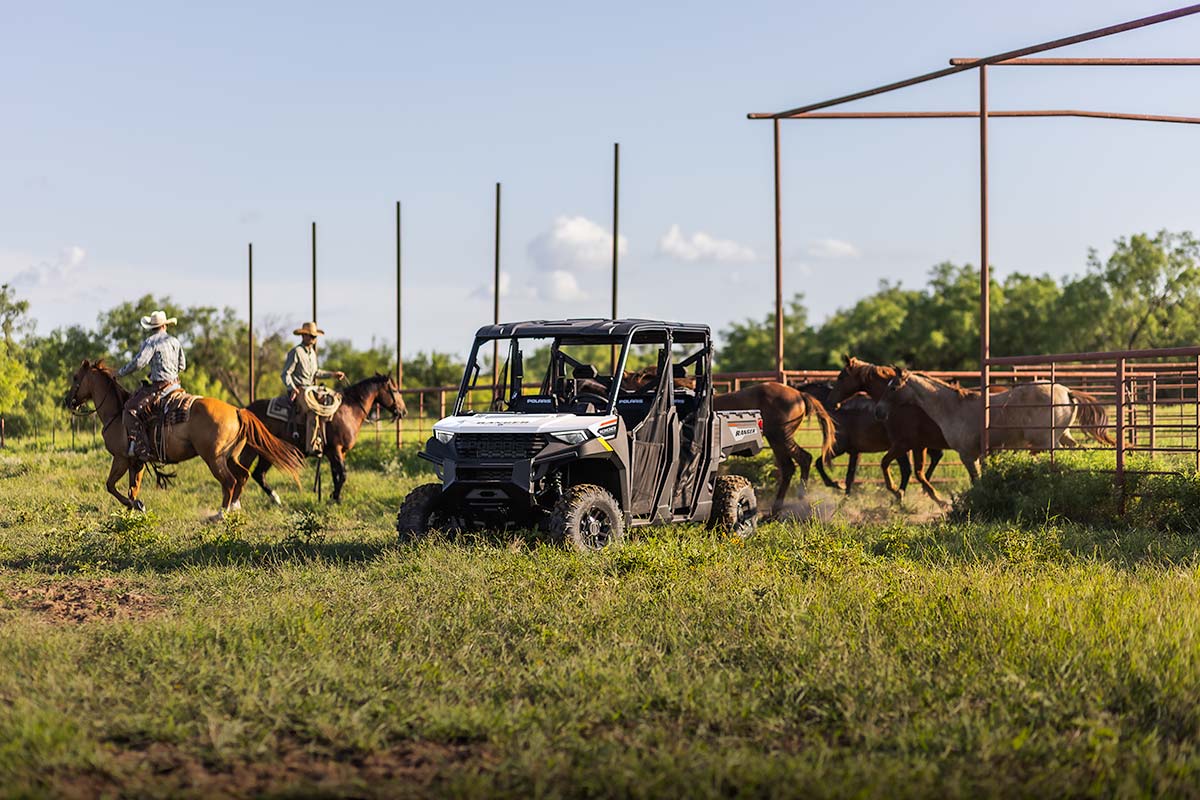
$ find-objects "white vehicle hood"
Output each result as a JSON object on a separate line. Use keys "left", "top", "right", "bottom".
{"left": 434, "top": 413, "right": 617, "bottom": 436}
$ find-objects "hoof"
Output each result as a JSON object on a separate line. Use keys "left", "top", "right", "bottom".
{"left": 206, "top": 509, "right": 226, "bottom": 524}
{"left": 269, "top": 490, "right": 282, "bottom": 507}
{"left": 132, "top": 499, "right": 146, "bottom": 513}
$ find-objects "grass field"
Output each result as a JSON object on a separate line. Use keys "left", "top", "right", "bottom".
{"left": 2, "top": 447, "right": 1199, "bottom": 798}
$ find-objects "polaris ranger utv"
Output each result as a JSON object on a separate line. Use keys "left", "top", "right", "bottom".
{"left": 396, "top": 319, "right": 763, "bottom": 549}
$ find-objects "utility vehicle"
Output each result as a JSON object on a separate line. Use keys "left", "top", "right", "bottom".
{"left": 396, "top": 319, "right": 763, "bottom": 548}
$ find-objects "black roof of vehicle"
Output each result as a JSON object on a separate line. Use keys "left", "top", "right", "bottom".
{"left": 474, "top": 318, "right": 711, "bottom": 342}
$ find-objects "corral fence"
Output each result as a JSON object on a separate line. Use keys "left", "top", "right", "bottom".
{"left": 986, "top": 346, "right": 1200, "bottom": 509}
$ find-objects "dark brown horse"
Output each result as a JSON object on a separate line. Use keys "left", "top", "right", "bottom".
{"left": 241, "top": 374, "right": 407, "bottom": 504}
{"left": 66, "top": 360, "right": 303, "bottom": 518}
{"left": 712, "top": 382, "right": 837, "bottom": 514}
{"left": 826, "top": 356, "right": 951, "bottom": 507}
{"left": 796, "top": 381, "right": 943, "bottom": 497}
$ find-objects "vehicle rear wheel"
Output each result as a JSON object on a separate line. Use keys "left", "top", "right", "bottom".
{"left": 710, "top": 475, "right": 758, "bottom": 538}
{"left": 550, "top": 484, "right": 626, "bottom": 551}
{"left": 396, "top": 483, "right": 450, "bottom": 542}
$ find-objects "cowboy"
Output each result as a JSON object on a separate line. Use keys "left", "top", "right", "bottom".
{"left": 116, "top": 310, "right": 186, "bottom": 459}
{"left": 281, "top": 322, "right": 345, "bottom": 447}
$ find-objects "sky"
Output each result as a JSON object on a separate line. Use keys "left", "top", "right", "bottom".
{"left": 2, "top": 0, "right": 1199, "bottom": 360}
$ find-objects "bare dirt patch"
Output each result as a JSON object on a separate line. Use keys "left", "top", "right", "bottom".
{"left": 5, "top": 578, "right": 162, "bottom": 624}
{"left": 54, "top": 739, "right": 494, "bottom": 799}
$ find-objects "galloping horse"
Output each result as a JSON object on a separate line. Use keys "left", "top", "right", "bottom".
{"left": 827, "top": 356, "right": 951, "bottom": 506}
{"left": 796, "top": 380, "right": 944, "bottom": 498}
{"left": 241, "top": 373, "right": 407, "bottom": 504}
{"left": 66, "top": 360, "right": 303, "bottom": 517}
{"left": 877, "top": 368, "right": 1114, "bottom": 487}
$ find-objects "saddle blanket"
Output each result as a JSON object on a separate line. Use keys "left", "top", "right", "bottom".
{"left": 266, "top": 395, "right": 292, "bottom": 423}
{"left": 160, "top": 391, "right": 199, "bottom": 426}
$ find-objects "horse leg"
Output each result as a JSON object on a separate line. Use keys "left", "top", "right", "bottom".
{"left": 812, "top": 448, "right": 840, "bottom": 490}
{"left": 105, "top": 457, "right": 134, "bottom": 509}
{"left": 880, "top": 448, "right": 903, "bottom": 502}
{"left": 963, "top": 455, "right": 980, "bottom": 484}
{"left": 227, "top": 448, "right": 251, "bottom": 511}
{"left": 128, "top": 462, "right": 147, "bottom": 512}
{"left": 329, "top": 449, "right": 347, "bottom": 504}
{"left": 248, "top": 455, "right": 281, "bottom": 506}
{"left": 1059, "top": 430, "right": 1080, "bottom": 448}
{"left": 911, "top": 448, "right": 948, "bottom": 508}
{"left": 842, "top": 452, "right": 859, "bottom": 495}
{"left": 925, "top": 449, "right": 944, "bottom": 481}
{"left": 895, "top": 450, "right": 912, "bottom": 496}
{"left": 791, "top": 442, "right": 813, "bottom": 483}
{"left": 203, "top": 455, "right": 237, "bottom": 518}
{"left": 765, "top": 433, "right": 796, "bottom": 514}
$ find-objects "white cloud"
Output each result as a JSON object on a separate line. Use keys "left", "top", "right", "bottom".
{"left": 539, "top": 270, "right": 587, "bottom": 303}
{"left": 806, "top": 238, "right": 860, "bottom": 260}
{"left": 528, "top": 216, "right": 626, "bottom": 273}
{"left": 10, "top": 245, "right": 87, "bottom": 288}
{"left": 657, "top": 224, "right": 756, "bottom": 263}
{"left": 470, "top": 270, "right": 512, "bottom": 301}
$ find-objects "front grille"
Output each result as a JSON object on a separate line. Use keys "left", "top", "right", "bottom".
{"left": 457, "top": 467, "right": 513, "bottom": 483}
{"left": 454, "top": 433, "right": 547, "bottom": 460}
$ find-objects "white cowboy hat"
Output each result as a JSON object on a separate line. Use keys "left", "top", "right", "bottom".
{"left": 293, "top": 321, "right": 325, "bottom": 337}
{"left": 140, "top": 310, "right": 178, "bottom": 329}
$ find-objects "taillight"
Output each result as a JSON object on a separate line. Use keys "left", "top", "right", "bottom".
{"left": 757, "top": 418, "right": 763, "bottom": 430}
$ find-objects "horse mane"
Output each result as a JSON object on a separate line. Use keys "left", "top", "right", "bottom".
{"left": 911, "top": 370, "right": 975, "bottom": 398}
{"left": 90, "top": 359, "right": 130, "bottom": 402}
{"left": 342, "top": 373, "right": 388, "bottom": 405}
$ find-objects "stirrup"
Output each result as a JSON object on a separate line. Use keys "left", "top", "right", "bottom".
{"left": 126, "top": 439, "right": 137, "bottom": 457}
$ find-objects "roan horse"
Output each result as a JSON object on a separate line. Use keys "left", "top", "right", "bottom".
{"left": 66, "top": 360, "right": 303, "bottom": 517}
{"left": 240, "top": 373, "right": 407, "bottom": 504}
{"left": 795, "top": 380, "right": 944, "bottom": 498}
{"left": 876, "top": 368, "right": 1114, "bottom": 487}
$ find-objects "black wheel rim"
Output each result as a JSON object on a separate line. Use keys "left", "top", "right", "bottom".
{"left": 580, "top": 508, "right": 615, "bottom": 549}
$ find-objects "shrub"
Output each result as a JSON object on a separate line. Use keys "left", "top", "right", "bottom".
{"left": 952, "top": 451, "right": 1200, "bottom": 532}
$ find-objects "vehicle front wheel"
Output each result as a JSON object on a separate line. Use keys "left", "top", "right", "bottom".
{"left": 550, "top": 484, "right": 626, "bottom": 551}
{"left": 396, "top": 483, "right": 447, "bottom": 542}
{"left": 710, "top": 475, "right": 758, "bottom": 538}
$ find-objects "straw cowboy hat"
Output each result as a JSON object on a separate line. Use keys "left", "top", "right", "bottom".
{"left": 140, "top": 310, "right": 178, "bottom": 329}
{"left": 293, "top": 321, "right": 325, "bottom": 337}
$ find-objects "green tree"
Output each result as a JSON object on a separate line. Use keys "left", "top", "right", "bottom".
{"left": 716, "top": 295, "right": 814, "bottom": 372}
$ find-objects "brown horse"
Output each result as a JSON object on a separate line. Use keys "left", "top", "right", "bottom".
{"left": 713, "top": 382, "right": 837, "bottom": 514}
{"left": 796, "top": 380, "right": 944, "bottom": 497}
{"left": 826, "top": 356, "right": 952, "bottom": 506}
{"left": 241, "top": 374, "right": 407, "bottom": 504}
{"left": 66, "top": 360, "right": 303, "bottom": 517}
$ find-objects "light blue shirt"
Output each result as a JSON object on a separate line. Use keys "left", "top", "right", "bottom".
{"left": 117, "top": 330, "right": 186, "bottom": 382}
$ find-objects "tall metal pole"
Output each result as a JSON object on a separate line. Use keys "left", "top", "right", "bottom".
{"left": 493, "top": 182, "right": 501, "bottom": 392}
{"left": 248, "top": 242, "right": 255, "bottom": 403}
{"left": 773, "top": 120, "right": 784, "bottom": 381}
{"left": 403, "top": 200, "right": 408, "bottom": 450}
{"left": 612, "top": 142, "right": 620, "bottom": 320}
{"left": 979, "top": 65, "right": 991, "bottom": 465}
{"left": 311, "top": 221, "right": 318, "bottom": 323}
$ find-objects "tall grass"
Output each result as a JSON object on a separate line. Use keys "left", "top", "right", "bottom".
{"left": 0, "top": 450, "right": 1198, "bottom": 797}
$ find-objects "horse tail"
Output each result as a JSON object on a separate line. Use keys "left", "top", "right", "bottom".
{"left": 236, "top": 408, "right": 304, "bottom": 486}
{"left": 149, "top": 463, "right": 176, "bottom": 490}
{"left": 797, "top": 390, "right": 838, "bottom": 464}
{"left": 1070, "top": 389, "right": 1115, "bottom": 445}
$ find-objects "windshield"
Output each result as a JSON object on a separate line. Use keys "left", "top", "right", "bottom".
{"left": 452, "top": 335, "right": 665, "bottom": 416}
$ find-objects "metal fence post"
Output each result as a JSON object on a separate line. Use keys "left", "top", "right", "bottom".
{"left": 1115, "top": 357, "right": 1126, "bottom": 514}
{"left": 1148, "top": 373, "right": 1157, "bottom": 456}
{"left": 1194, "top": 355, "right": 1200, "bottom": 472}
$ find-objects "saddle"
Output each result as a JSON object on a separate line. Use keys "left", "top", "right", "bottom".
{"left": 137, "top": 387, "right": 199, "bottom": 463}
{"left": 275, "top": 386, "right": 342, "bottom": 456}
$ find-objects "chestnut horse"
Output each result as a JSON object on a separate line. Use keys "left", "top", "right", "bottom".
{"left": 826, "top": 356, "right": 951, "bottom": 507}
{"left": 796, "top": 380, "right": 943, "bottom": 497}
{"left": 712, "top": 382, "right": 837, "bottom": 514}
{"left": 240, "top": 374, "right": 407, "bottom": 504}
{"left": 66, "top": 360, "right": 303, "bottom": 517}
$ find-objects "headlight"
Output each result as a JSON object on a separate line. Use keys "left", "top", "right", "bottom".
{"left": 550, "top": 430, "right": 588, "bottom": 445}
{"left": 434, "top": 429, "right": 455, "bottom": 444}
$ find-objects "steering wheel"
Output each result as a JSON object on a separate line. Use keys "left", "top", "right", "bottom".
{"left": 572, "top": 392, "right": 609, "bottom": 410}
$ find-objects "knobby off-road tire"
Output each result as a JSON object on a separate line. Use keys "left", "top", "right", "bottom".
{"left": 550, "top": 484, "right": 626, "bottom": 551}
{"left": 395, "top": 483, "right": 444, "bottom": 542}
{"left": 710, "top": 475, "right": 758, "bottom": 539}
